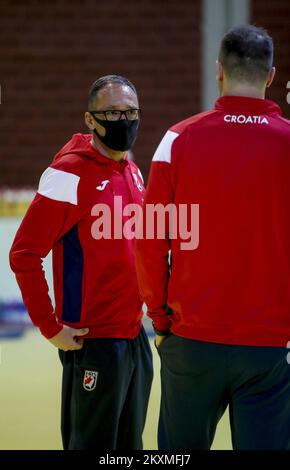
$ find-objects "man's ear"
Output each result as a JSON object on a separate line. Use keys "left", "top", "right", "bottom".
{"left": 266, "top": 67, "right": 276, "bottom": 88}
{"left": 84, "top": 112, "right": 106, "bottom": 137}
{"left": 84, "top": 112, "right": 95, "bottom": 131}
{"left": 216, "top": 61, "right": 224, "bottom": 82}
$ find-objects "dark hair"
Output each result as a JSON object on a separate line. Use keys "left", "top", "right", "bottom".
{"left": 218, "top": 25, "right": 273, "bottom": 83}
{"left": 88, "top": 75, "right": 137, "bottom": 108}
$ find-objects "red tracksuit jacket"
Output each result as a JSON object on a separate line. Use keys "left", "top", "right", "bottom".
{"left": 135, "top": 96, "right": 290, "bottom": 346}
{"left": 10, "top": 133, "right": 145, "bottom": 339}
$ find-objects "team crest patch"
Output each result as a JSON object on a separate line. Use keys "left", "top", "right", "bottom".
{"left": 83, "top": 370, "right": 98, "bottom": 391}
{"left": 132, "top": 173, "right": 143, "bottom": 192}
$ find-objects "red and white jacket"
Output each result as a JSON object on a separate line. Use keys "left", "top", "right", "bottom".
{"left": 10, "top": 133, "right": 145, "bottom": 339}
{"left": 135, "top": 96, "right": 290, "bottom": 347}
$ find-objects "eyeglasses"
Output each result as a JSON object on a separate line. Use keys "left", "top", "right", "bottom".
{"left": 89, "top": 109, "right": 141, "bottom": 122}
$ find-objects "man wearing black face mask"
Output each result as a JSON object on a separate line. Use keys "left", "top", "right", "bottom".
{"left": 9, "top": 75, "right": 153, "bottom": 450}
{"left": 86, "top": 77, "right": 140, "bottom": 155}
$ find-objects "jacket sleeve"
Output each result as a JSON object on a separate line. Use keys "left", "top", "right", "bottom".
{"left": 9, "top": 165, "right": 83, "bottom": 339}
{"left": 135, "top": 130, "right": 179, "bottom": 331}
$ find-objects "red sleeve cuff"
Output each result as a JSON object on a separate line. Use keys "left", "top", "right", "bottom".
{"left": 147, "top": 310, "right": 172, "bottom": 332}
{"left": 38, "top": 315, "right": 63, "bottom": 339}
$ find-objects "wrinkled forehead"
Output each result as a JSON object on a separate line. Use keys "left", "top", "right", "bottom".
{"left": 94, "top": 83, "right": 138, "bottom": 110}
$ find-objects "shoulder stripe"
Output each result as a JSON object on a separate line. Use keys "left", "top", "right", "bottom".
{"left": 137, "top": 168, "right": 144, "bottom": 183}
{"left": 152, "top": 130, "right": 179, "bottom": 163}
{"left": 37, "top": 167, "right": 80, "bottom": 205}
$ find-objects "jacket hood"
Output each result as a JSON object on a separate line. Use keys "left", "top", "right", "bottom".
{"left": 53, "top": 133, "right": 127, "bottom": 165}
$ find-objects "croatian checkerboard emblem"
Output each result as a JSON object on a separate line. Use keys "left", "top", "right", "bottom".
{"left": 132, "top": 173, "right": 143, "bottom": 192}
{"left": 83, "top": 370, "right": 98, "bottom": 391}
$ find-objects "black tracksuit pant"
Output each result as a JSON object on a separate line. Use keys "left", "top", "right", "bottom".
{"left": 59, "top": 326, "right": 153, "bottom": 450}
{"left": 158, "top": 334, "right": 290, "bottom": 450}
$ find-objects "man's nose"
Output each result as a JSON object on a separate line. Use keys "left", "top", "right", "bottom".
{"left": 120, "top": 111, "right": 127, "bottom": 120}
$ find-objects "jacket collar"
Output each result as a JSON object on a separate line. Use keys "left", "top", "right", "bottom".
{"left": 215, "top": 95, "right": 282, "bottom": 115}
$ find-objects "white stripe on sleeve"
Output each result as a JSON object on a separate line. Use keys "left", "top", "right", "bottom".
{"left": 37, "top": 167, "right": 80, "bottom": 205}
{"left": 152, "top": 130, "right": 179, "bottom": 163}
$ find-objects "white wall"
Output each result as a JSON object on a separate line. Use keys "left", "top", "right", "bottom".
{"left": 202, "top": 0, "right": 250, "bottom": 110}
{"left": 0, "top": 217, "right": 53, "bottom": 302}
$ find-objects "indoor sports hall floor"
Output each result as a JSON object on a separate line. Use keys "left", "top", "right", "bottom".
{"left": 0, "top": 330, "right": 232, "bottom": 450}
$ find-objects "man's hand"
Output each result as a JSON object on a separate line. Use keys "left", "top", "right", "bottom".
{"left": 49, "top": 326, "right": 89, "bottom": 351}
{"left": 154, "top": 334, "right": 167, "bottom": 349}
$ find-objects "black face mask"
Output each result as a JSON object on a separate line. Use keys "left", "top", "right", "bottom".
{"left": 92, "top": 116, "right": 139, "bottom": 151}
